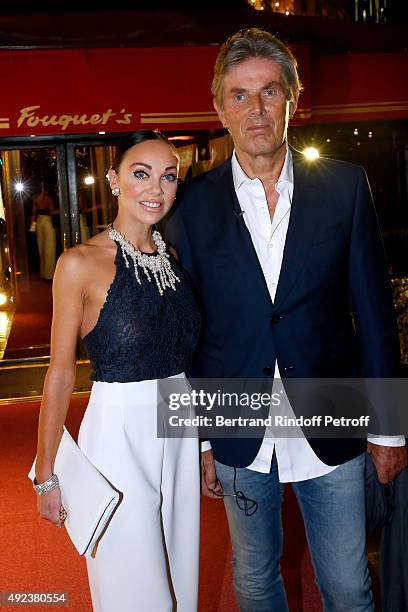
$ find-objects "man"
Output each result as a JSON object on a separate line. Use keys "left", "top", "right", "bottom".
{"left": 167, "top": 29, "right": 407, "bottom": 611}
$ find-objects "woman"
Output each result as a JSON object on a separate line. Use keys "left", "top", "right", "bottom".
{"left": 31, "top": 181, "right": 57, "bottom": 280}
{"left": 34, "top": 130, "right": 201, "bottom": 612}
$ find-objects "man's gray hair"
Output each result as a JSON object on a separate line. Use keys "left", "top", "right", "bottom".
{"left": 212, "top": 28, "right": 302, "bottom": 109}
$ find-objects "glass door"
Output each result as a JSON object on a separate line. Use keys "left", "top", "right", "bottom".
{"left": 67, "top": 142, "right": 117, "bottom": 244}
{"left": 0, "top": 139, "right": 119, "bottom": 363}
{"left": 0, "top": 144, "right": 69, "bottom": 361}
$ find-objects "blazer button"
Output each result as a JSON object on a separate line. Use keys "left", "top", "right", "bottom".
{"left": 283, "top": 364, "right": 295, "bottom": 372}
{"left": 271, "top": 314, "right": 283, "bottom": 324}
{"left": 263, "top": 366, "right": 274, "bottom": 376}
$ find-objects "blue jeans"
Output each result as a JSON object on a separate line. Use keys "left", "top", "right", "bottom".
{"left": 215, "top": 453, "right": 373, "bottom": 612}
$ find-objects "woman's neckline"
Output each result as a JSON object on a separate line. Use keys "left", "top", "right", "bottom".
{"left": 108, "top": 224, "right": 159, "bottom": 255}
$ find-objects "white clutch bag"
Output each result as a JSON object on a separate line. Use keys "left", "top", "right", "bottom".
{"left": 28, "top": 427, "right": 122, "bottom": 558}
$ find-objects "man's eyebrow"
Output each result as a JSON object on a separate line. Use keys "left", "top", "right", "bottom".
{"left": 263, "top": 80, "right": 285, "bottom": 89}
{"left": 228, "top": 81, "right": 284, "bottom": 93}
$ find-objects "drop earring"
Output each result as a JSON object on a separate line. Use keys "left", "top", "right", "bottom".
{"left": 112, "top": 187, "right": 120, "bottom": 196}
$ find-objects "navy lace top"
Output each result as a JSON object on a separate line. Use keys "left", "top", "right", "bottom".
{"left": 83, "top": 241, "right": 201, "bottom": 383}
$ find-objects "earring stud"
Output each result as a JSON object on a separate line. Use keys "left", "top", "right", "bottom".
{"left": 112, "top": 187, "right": 120, "bottom": 196}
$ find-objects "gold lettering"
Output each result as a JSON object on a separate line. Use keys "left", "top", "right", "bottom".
{"left": 17, "top": 106, "right": 127, "bottom": 131}
{"left": 89, "top": 114, "right": 102, "bottom": 125}
{"left": 58, "top": 115, "right": 74, "bottom": 130}
{"left": 116, "top": 112, "right": 132, "bottom": 125}
{"left": 72, "top": 115, "right": 88, "bottom": 126}
{"left": 27, "top": 115, "right": 40, "bottom": 127}
{"left": 101, "top": 109, "right": 116, "bottom": 124}
{"left": 40, "top": 116, "right": 56, "bottom": 127}
{"left": 17, "top": 105, "right": 41, "bottom": 128}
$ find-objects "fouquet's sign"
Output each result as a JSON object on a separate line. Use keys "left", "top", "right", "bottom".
{"left": 17, "top": 105, "right": 133, "bottom": 131}
{"left": 0, "top": 45, "right": 406, "bottom": 137}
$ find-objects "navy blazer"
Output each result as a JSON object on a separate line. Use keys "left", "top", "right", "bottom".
{"left": 166, "top": 149, "right": 400, "bottom": 467}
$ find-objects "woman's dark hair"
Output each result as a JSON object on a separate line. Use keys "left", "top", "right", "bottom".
{"left": 112, "top": 130, "right": 178, "bottom": 171}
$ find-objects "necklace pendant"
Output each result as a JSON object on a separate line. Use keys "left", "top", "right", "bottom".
{"left": 108, "top": 224, "right": 180, "bottom": 295}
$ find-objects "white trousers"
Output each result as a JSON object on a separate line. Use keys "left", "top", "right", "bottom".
{"left": 78, "top": 375, "right": 200, "bottom": 612}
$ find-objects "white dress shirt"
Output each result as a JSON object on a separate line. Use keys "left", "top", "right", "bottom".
{"left": 202, "top": 147, "right": 404, "bottom": 482}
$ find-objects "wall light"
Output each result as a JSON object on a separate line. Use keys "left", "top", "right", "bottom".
{"left": 84, "top": 176, "right": 95, "bottom": 185}
{"left": 168, "top": 136, "right": 195, "bottom": 141}
{"left": 15, "top": 182, "right": 24, "bottom": 193}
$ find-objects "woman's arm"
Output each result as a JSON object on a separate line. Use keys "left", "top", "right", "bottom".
{"left": 35, "top": 248, "right": 85, "bottom": 525}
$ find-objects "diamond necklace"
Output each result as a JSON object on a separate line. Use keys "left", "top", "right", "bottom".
{"left": 107, "top": 224, "right": 180, "bottom": 296}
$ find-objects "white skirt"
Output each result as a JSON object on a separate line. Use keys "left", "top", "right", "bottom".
{"left": 78, "top": 374, "right": 200, "bottom": 612}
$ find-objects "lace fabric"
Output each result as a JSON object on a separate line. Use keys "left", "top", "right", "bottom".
{"left": 83, "top": 241, "right": 201, "bottom": 383}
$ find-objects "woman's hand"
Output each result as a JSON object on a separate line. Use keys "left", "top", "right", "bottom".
{"left": 37, "top": 487, "right": 63, "bottom": 528}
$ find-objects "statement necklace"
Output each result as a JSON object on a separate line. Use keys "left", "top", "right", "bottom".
{"left": 108, "top": 224, "right": 180, "bottom": 296}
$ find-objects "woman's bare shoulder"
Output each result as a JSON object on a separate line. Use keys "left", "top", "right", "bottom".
{"left": 55, "top": 231, "right": 112, "bottom": 282}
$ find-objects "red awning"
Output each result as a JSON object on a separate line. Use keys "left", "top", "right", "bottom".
{"left": 0, "top": 45, "right": 406, "bottom": 137}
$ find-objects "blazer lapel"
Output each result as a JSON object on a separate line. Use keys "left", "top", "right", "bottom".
{"left": 273, "top": 151, "right": 321, "bottom": 308}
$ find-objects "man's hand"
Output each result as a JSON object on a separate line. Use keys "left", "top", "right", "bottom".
{"left": 201, "top": 449, "right": 223, "bottom": 499}
{"left": 367, "top": 442, "right": 407, "bottom": 484}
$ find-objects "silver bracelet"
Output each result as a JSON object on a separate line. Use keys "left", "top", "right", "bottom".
{"left": 33, "top": 473, "right": 60, "bottom": 495}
